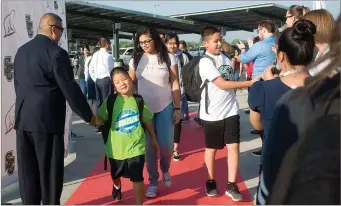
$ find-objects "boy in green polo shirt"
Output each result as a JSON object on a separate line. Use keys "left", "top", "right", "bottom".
{"left": 96, "top": 67, "right": 158, "bottom": 204}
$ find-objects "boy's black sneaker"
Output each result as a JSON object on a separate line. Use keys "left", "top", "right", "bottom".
{"left": 112, "top": 184, "right": 122, "bottom": 201}
{"left": 194, "top": 116, "right": 202, "bottom": 126}
{"left": 205, "top": 180, "right": 218, "bottom": 197}
{"left": 225, "top": 182, "right": 243, "bottom": 201}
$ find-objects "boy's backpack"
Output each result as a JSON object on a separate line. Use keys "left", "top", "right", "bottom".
{"left": 267, "top": 77, "right": 340, "bottom": 205}
{"left": 182, "top": 54, "right": 234, "bottom": 114}
{"left": 101, "top": 93, "right": 145, "bottom": 170}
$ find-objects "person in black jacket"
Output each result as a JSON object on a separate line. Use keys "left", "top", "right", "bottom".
{"left": 13, "top": 13, "right": 94, "bottom": 205}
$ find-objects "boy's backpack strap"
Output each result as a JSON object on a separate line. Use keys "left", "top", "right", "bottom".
{"left": 106, "top": 93, "right": 117, "bottom": 124}
{"left": 202, "top": 54, "right": 216, "bottom": 67}
{"left": 103, "top": 92, "right": 118, "bottom": 171}
{"left": 200, "top": 54, "right": 215, "bottom": 115}
{"left": 133, "top": 94, "right": 145, "bottom": 130}
{"left": 203, "top": 79, "right": 210, "bottom": 114}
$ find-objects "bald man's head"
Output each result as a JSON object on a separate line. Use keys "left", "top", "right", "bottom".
{"left": 39, "top": 13, "right": 63, "bottom": 41}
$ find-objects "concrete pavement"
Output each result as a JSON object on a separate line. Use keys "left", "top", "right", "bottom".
{"left": 1, "top": 89, "right": 262, "bottom": 205}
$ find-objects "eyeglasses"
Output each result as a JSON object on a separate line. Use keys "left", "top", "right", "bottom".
{"left": 139, "top": 39, "right": 153, "bottom": 46}
{"left": 257, "top": 27, "right": 262, "bottom": 34}
{"left": 49, "top": 24, "right": 64, "bottom": 33}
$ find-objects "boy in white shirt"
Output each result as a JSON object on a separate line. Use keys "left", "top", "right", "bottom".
{"left": 199, "top": 26, "right": 258, "bottom": 201}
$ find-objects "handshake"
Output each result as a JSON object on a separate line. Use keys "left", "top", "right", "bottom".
{"left": 89, "top": 115, "right": 106, "bottom": 126}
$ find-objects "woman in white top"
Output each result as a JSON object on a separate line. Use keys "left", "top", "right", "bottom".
{"left": 303, "top": 9, "right": 335, "bottom": 76}
{"left": 129, "top": 27, "right": 181, "bottom": 198}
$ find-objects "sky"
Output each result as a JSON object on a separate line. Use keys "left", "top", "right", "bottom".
{"left": 91, "top": 1, "right": 341, "bottom": 43}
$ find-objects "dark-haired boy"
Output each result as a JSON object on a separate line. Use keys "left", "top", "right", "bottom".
{"left": 199, "top": 26, "right": 258, "bottom": 201}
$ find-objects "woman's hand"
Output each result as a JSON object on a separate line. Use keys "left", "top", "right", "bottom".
{"left": 251, "top": 75, "right": 262, "bottom": 85}
{"left": 152, "top": 138, "right": 159, "bottom": 151}
{"left": 272, "top": 45, "right": 278, "bottom": 55}
{"left": 173, "top": 109, "right": 180, "bottom": 124}
{"left": 263, "top": 66, "right": 278, "bottom": 81}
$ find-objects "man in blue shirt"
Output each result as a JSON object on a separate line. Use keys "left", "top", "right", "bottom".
{"left": 237, "top": 20, "right": 276, "bottom": 79}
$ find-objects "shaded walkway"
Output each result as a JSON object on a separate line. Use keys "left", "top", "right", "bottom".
{"left": 65, "top": 114, "right": 253, "bottom": 205}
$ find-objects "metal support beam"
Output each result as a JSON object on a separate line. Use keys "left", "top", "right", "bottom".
{"left": 221, "top": 27, "right": 226, "bottom": 37}
{"left": 189, "top": 17, "right": 253, "bottom": 32}
{"left": 67, "top": 10, "right": 199, "bottom": 34}
{"left": 67, "top": 25, "right": 133, "bottom": 39}
{"left": 250, "top": 9, "right": 285, "bottom": 22}
{"left": 112, "top": 22, "right": 122, "bottom": 67}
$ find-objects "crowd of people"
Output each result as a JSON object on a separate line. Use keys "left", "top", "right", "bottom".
{"left": 13, "top": 4, "right": 339, "bottom": 205}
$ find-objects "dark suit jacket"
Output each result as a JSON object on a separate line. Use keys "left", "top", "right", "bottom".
{"left": 13, "top": 34, "right": 93, "bottom": 135}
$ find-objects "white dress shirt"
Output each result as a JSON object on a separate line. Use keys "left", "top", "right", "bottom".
{"left": 89, "top": 48, "right": 114, "bottom": 81}
{"left": 84, "top": 56, "right": 92, "bottom": 81}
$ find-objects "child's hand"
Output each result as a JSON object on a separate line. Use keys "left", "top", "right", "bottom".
{"left": 95, "top": 116, "right": 106, "bottom": 126}
{"left": 152, "top": 138, "right": 158, "bottom": 151}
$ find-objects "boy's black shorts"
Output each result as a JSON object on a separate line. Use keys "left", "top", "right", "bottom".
{"left": 201, "top": 115, "right": 240, "bottom": 149}
{"left": 109, "top": 155, "right": 145, "bottom": 182}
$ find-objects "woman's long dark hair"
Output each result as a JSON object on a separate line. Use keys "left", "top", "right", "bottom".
{"left": 278, "top": 20, "right": 316, "bottom": 66}
{"left": 132, "top": 27, "right": 169, "bottom": 65}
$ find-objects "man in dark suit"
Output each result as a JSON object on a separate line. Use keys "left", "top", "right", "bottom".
{"left": 13, "top": 13, "right": 94, "bottom": 205}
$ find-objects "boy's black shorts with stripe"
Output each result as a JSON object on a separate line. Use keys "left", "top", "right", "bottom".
{"left": 201, "top": 114, "right": 240, "bottom": 149}
{"left": 109, "top": 155, "right": 145, "bottom": 182}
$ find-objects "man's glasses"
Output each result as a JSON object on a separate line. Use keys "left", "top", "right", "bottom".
{"left": 49, "top": 24, "right": 64, "bottom": 33}
{"left": 257, "top": 27, "right": 262, "bottom": 34}
{"left": 139, "top": 39, "right": 153, "bottom": 46}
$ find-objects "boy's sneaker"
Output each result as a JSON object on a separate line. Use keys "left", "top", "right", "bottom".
{"left": 225, "top": 183, "right": 243, "bottom": 201}
{"left": 162, "top": 172, "right": 172, "bottom": 187}
{"left": 173, "top": 151, "right": 180, "bottom": 161}
{"left": 146, "top": 185, "right": 158, "bottom": 198}
{"left": 205, "top": 180, "right": 218, "bottom": 197}
{"left": 112, "top": 184, "right": 122, "bottom": 201}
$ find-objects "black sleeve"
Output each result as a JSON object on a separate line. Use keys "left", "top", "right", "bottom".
{"left": 13, "top": 50, "right": 20, "bottom": 94}
{"left": 52, "top": 49, "right": 93, "bottom": 123}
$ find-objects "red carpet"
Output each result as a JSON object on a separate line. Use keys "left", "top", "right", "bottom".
{"left": 65, "top": 114, "right": 253, "bottom": 205}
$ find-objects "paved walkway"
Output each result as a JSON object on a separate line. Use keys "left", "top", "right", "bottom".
{"left": 2, "top": 90, "right": 262, "bottom": 205}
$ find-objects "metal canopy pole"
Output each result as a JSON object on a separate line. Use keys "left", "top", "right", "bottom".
{"left": 112, "top": 22, "right": 122, "bottom": 67}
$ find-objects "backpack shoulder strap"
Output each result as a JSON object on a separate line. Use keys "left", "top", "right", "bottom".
{"left": 200, "top": 54, "right": 215, "bottom": 115}
{"left": 166, "top": 53, "right": 172, "bottom": 70}
{"left": 106, "top": 93, "right": 118, "bottom": 125}
{"left": 134, "top": 53, "right": 143, "bottom": 71}
{"left": 133, "top": 94, "right": 145, "bottom": 130}
{"left": 202, "top": 54, "right": 216, "bottom": 67}
{"left": 103, "top": 92, "right": 117, "bottom": 171}
{"left": 179, "top": 53, "right": 184, "bottom": 68}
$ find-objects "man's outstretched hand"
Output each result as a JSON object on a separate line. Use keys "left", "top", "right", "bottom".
{"left": 89, "top": 115, "right": 106, "bottom": 126}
